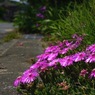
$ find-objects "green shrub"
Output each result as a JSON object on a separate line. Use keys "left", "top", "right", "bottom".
{"left": 0, "top": 7, "right": 5, "bottom": 19}
{"left": 14, "top": 5, "right": 37, "bottom": 33}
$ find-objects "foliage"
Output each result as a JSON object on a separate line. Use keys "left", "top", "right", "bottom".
{"left": 0, "top": 7, "right": 6, "bottom": 20}
{"left": 13, "top": 0, "right": 85, "bottom": 33}
{"left": 36, "top": 7, "right": 65, "bottom": 35}
{"left": 41, "top": 0, "right": 95, "bottom": 45}
{"left": 13, "top": 0, "right": 93, "bottom": 35}
{"left": 14, "top": 5, "right": 37, "bottom": 33}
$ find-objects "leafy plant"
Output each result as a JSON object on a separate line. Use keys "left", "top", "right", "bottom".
{"left": 42, "top": 0, "right": 95, "bottom": 45}
{"left": 14, "top": 5, "right": 37, "bottom": 33}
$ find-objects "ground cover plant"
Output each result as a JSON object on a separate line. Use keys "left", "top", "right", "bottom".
{"left": 14, "top": 34, "right": 95, "bottom": 95}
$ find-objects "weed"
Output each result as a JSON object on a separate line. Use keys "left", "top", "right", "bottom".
{"left": 3, "top": 31, "right": 21, "bottom": 42}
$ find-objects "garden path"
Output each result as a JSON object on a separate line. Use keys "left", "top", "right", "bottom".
{"left": 0, "top": 23, "right": 14, "bottom": 39}
{"left": 0, "top": 23, "right": 44, "bottom": 95}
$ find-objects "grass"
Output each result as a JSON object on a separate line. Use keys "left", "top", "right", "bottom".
{"left": 43, "top": 0, "right": 95, "bottom": 46}
{"left": 0, "top": 19, "right": 6, "bottom": 23}
{"left": 3, "top": 31, "right": 21, "bottom": 42}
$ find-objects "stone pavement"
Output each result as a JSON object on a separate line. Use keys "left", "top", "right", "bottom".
{"left": 0, "top": 23, "right": 15, "bottom": 39}
{"left": 0, "top": 23, "right": 14, "bottom": 34}
{"left": 0, "top": 23, "right": 44, "bottom": 95}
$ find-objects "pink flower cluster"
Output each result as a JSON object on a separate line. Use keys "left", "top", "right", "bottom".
{"left": 36, "top": 13, "right": 44, "bottom": 19}
{"left": 14, "top": 34, "right": 95, "bottom": 87}
{"left": 80, "top": 68, "right": 95, "bottom": 78}
{"left": 36, "top": 6, "right": 46, "bottom": 19}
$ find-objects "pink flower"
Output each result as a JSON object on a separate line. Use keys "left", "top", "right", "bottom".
{"left": 85, "top": 53, "right": 95, "bottom": 63}
{"left": 80, "top": 69, "right": 88, "bottom": 77}
{"left": 86, "top": 44, "right": 95, "bottom": 53}
{"left": 40, "top": 6, "right": 46, "bottom": 12}
{"left": 45, "top": 46, "right": 59, "bottom": 53}
{"left": 23, "top": 69, "right": 35, "bottom": 75}
{"left": 22, "top": 71, "right": 39, "bottom": 83}
{"left": 64, "top": 40, "right": 73, "bottom": 47}
{"left": 14, "top": 76, "right": 22, "bottom": 87}
{"left": 90, "top": 69, "right": 95, "bottom": 78}
{"left": 58, "top": 40, "right": 73, "bottom": 49}
{"left": 37, "top": 53, "right": 49, "bottom": 61}
{"left": 72, "top": 34, "right": 83, "bottom": 41}
{"left": 47, "top": 53, "right": 58, "bottom": 61}
{"left": 59, "top": 56, "right": 73, "bottom": 67}
{"left": 48, "top": 59, "right": 59, "bottom": 67}
{"left": 72, "top": 34, "right": 78, "bottom": 39}
{"left": 69, "top": 41, "right": 81, "bottom": 50}
{"left": 59, "top": 48, "right": 69, "bottom": 54}
{"left": 39, "top": 61, "right": 49, "bottom": 71}
{"left": 58, "top": 41, "right": 65, "bottom": 47}
{"left": 30, "top": 60, "right": 48, "bottom": 70}
{"left": 73, "top": 52, "right": 86, "bottom": 62}
{"left": 30, "top": 63, "right": 40, "bottom": 70}
{"left": 36, "top": 13, "right": 44, "bottom": 19}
